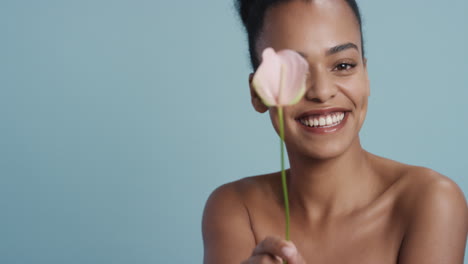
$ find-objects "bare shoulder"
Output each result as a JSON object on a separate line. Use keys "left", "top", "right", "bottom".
{"left": 203, "top": 172, "right": 277, "bottom": 211}
{"left": 395, "top": 165, "right": 468, "bottom": 215}
{"left": 369, "top": 153, "right": 467, "bottom": 211}
{"left": 201, "top": 173, "right": 277, "bottom": 264}
{"left": 392, "top": 165, "right": 468, "bottom": 263}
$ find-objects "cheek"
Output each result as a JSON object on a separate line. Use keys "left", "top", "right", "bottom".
{"left": 336, "top": 77, "right": 369, "bottom": 109}
{"left": 269, "top": 108, "right": 280, "bottom": 134}
{"left": 336, "top": 77, "right": 369, "bottom": 128}
{"left": 269, "top": 106, "right": 297, "bottom": 141}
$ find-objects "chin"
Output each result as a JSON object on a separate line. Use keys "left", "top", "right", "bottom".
{"left": 286, "top": 137, "right": 354, "bottom": 161}
{"left": 286, "top": 132, "right": 360, "bottom": 160}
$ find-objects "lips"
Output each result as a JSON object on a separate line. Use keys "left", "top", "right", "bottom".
{"left": 294, "top": 107, "right": 350, "bottom": 134}
{"left": 298, "top": 111, "right": 344, "bottom": 127}
{"left": 295, "top": 107, "right": 350, "bottom": 119}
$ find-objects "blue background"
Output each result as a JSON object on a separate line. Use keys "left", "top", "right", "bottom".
{"left": 1, "top": 0, "right": 467, "bottom": 263}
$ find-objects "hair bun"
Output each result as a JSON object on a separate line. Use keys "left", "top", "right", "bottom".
{"left": 235, "top": 0, "right": 256, "bottom": 27}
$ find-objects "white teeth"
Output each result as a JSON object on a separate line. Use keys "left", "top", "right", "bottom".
{"left": 319, "top": 117, "right": 326, "bottom": 126}
{"left": 298, "top": 112, "right": 346, "bottom": 128}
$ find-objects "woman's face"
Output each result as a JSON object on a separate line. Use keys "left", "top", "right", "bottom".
{"left": 250, "top": 0, "right": 370, "bottom": 159}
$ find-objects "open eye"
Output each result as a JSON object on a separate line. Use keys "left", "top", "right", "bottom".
{"left": 334, "top": 62, "right": 356, "bottom": 71}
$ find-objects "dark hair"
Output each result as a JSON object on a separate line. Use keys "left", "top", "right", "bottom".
{"left": 235, "top": 0, "right": 365, "bottom": 70}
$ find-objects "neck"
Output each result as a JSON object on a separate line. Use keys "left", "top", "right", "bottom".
{"left": 286, "top": 137, "right": 379, "bottom": 220}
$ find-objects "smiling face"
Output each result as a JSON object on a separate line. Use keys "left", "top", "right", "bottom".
{"left": 249, "top": 0, "right": 370, "bottom": 160}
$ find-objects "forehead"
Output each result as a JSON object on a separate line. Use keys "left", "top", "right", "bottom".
{"left": 256, "top": 0, "right": 361, "bottom": 57}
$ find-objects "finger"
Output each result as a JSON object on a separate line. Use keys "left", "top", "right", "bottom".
{"left": 257, "top": 238, "right": 305, "bottom": 264}
{"left": 252, "top": 236, "right": 294, "bottom": 261}
{"left": 278, "top": 242, "right": 303, "bottom": 264}
{"left": 281, "top": 243, "right": 306, "bottom": 264}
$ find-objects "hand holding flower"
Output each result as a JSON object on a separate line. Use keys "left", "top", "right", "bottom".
{"left": 242, "top": 236, "right": 307, "bottom": 264}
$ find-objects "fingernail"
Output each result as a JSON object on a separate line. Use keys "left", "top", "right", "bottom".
{"left": 282, "top": 246, "right": 295, "bottom": 257}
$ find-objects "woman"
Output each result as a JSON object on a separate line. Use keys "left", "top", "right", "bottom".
{"left": 202, "top": 0, "right": 468, "bottom": 263}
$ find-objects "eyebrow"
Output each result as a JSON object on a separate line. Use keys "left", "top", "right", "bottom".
{"left": 296, "top": 42, "right": 359, "bottom": 58}
{"left": 326, "top": 42, "right": 359, "bottom": 56}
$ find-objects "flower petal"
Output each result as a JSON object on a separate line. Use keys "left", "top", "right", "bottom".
{"left": 276, "top": 50, "right": 309, "bottom": 106}
{"left": 252, "top": 48, "right": 281, "bottom": 106}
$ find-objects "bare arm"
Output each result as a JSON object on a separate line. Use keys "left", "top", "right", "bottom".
{"left": 398, "top": 176, "right": 468, "bottom": 264}
{"left": 202, "top": 182, "right": 256, "bottom": 264}
{"left": 202, "top": 182, "right": 306, "bottom": 264}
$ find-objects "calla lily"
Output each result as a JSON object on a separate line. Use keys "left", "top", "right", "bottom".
{"left": 252, "top": 47, "right": 309, "bottom": 107}
{"left": 251, "top": 48, "right": 309, "bottom": 250}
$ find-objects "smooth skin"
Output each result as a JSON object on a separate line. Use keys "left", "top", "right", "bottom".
{"left": 202, "top": 0, "right": 468, "bottom": 263}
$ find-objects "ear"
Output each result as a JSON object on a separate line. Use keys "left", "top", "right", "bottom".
{"left": 249, "top": 73, "right": 269, "bottom": 113}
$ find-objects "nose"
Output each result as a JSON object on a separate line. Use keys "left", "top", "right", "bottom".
{"left": 304, "top": 68, "right": 338, "bottom": 103}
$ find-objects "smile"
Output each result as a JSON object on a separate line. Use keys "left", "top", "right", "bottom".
{"left": 297, "top": 112, "right": 345, "bottom": 128}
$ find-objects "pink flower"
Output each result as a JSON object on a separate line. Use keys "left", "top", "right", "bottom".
{"left": 251, "top": 48, "right": 309, "bottom": 243}
{"left": 252, "top": 47, "right": 309, "bottom": 107}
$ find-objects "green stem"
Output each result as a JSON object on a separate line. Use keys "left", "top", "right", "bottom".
{"left": 278, "top": 107, "right": 290, "bottom": 243}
